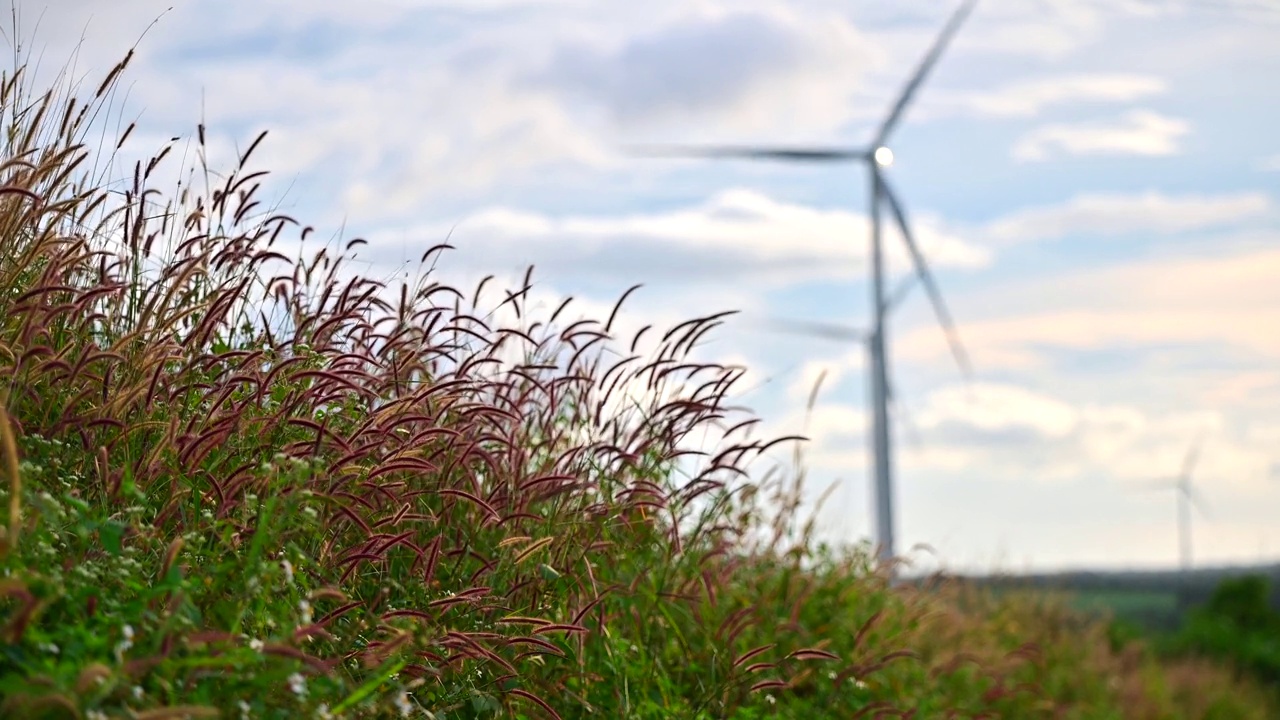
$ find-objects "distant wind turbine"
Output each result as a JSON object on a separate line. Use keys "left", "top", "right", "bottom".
{"left": 629, "top": 0, "right": 980, "bottom": 577}
{"left": 1145, "top": 432, "right": 1212, "bottom": 574}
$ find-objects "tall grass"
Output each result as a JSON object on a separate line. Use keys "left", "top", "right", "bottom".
{"left": 0, "top": 34, "right": 1275, "bottom": 720}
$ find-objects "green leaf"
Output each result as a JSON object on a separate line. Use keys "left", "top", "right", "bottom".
{"left": 331, "top": 658, "right": 408, "bottom": 714}
{"left": 470, "top": 693, "right": 501, "bottom": 714}
{"left": 99, "top": 521, "right": 126, "bottom": 556}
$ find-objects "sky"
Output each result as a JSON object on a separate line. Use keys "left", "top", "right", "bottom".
{"left": 25, "top": 0, "right": 1280, "bottom": 574}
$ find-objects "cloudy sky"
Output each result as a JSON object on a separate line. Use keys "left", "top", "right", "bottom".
{"left": 31, "top": 0, "right": 1280, "bottom": 573}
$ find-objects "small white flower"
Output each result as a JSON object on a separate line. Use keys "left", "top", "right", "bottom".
{"left": 299, "top": 599, "right": 313, "bottom": 625}
{"left": 282, "top": 559, "right": 295, "bottom": 585}
{"left": 765, "top": 694, "right": 776, "bottom": 706}
{"left": 238, "top": 699, "right": 252, "bottom": 720}
{"left": 394, "top": 690, "right": 413, "bottom": 717}
{"left": 87, "top": 711, "right": 108, "bottom": 720}
{"left": 249, "top": 638, "right": 264, "bottom": 652}
{"left": 289, "top": 672, "right": 307, "bottom": 697}
{"left": 114, "top": 624, "right": 135, "bottom": 661}
{"left": 133, "top": 685, "right": 144, "bottom": 700}
{"left": 316, "top": 703, "right": 333, "bottom": 719}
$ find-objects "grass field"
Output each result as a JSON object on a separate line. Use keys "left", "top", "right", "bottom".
{"left": 950, "top": 563, "right": 1280, "bottom": 632}
{"left": 1068, "top": 589, "right": 1181, "bottom": 627}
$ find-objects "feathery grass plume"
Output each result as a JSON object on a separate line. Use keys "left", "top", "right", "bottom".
{"left": 0, "top": 395, "right": 19, "bottom": 556}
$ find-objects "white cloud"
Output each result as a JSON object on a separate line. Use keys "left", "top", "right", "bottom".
{"left": 1258, "top": 153, "right": 1280, "bottom": 172}
{"left": 924, "top": 73, "right": 1167, "bottom": 119}
{"left": 871, "top": 198, "right": 1280, "bottom": 416}
{"left": 534, "top": 7, "right": 874, "bottom": 139}
{"left": 904, "top": 382, "right": 1274, "bottom": 490}
{"left": 983, "top": 191, "right": 1272, "bottom": 244}
{"left": 893, "top": 244, "right": 1280, "bottom": 382}
{"left": 902, "top": 308, "right": 1280, "bottom": 374}
{"left": 944, "top": 1, "right": 1113, "bottom": 61}
{"left": 786, "top": 356, "right": 859, "bottom": 406}
{"left": 939, "top": 0, "right": 1249, "bottom": 66}
{"left": 383, "top": 188, "right": 989, "bottom": 289}
{"left": 918, "top": 383, "right": 1079, "bottom": 439}
{"left": 1012, "top": 110, "right": 1190, "bottom": 162}
{"left": 791, "top": 403, "right": 869, "bottom": 448}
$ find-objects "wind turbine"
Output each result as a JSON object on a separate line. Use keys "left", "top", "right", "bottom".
{"left": 1147, "top": 433, "right": 1212, "bottom": 575}
{"left": 629, "top": 1, "right": 979, "bottom": 576}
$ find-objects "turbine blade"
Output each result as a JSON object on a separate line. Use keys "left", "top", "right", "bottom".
{"left": 879, "top": 175, "right": 973, "bottom": 381}
{"left": 1187, "top": 486, "right": 1212, "bottom": 520}
{"left": 874, "top": 0, "right": 980, "bottom": 147}
{"left": 886, "top": 274, "right": 918, "bottom": 315}
{"left": 1180, "top": 432, "right": 1207, "bottom": 480}
{"left": 755, "top": 316, "right": 869, "bottom": 343}
{"left": 886, "top": 373, "right": 924, "bottom": 451}
{"left": 625, "top": 144, "right": 870, "bottom": 163}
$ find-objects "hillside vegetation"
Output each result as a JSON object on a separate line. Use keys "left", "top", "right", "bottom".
{"left": 0, "top": 41, "right": 1276, "bottom": 719}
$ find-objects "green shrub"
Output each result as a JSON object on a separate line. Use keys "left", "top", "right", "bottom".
{"left": 1169, "top": 575, "right": 1280, "bottom": 689}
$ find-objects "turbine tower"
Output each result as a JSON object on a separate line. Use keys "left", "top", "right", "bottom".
{"left": 1151, "top": 433, "right": 1212, "bottom": 574}
{"left": 631, "top": 1, "right": 978, "bottom": 577}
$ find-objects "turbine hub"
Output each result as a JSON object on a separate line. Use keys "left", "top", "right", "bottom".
{"left": 874, "top": 146, "right": 894, "bottom": 167}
